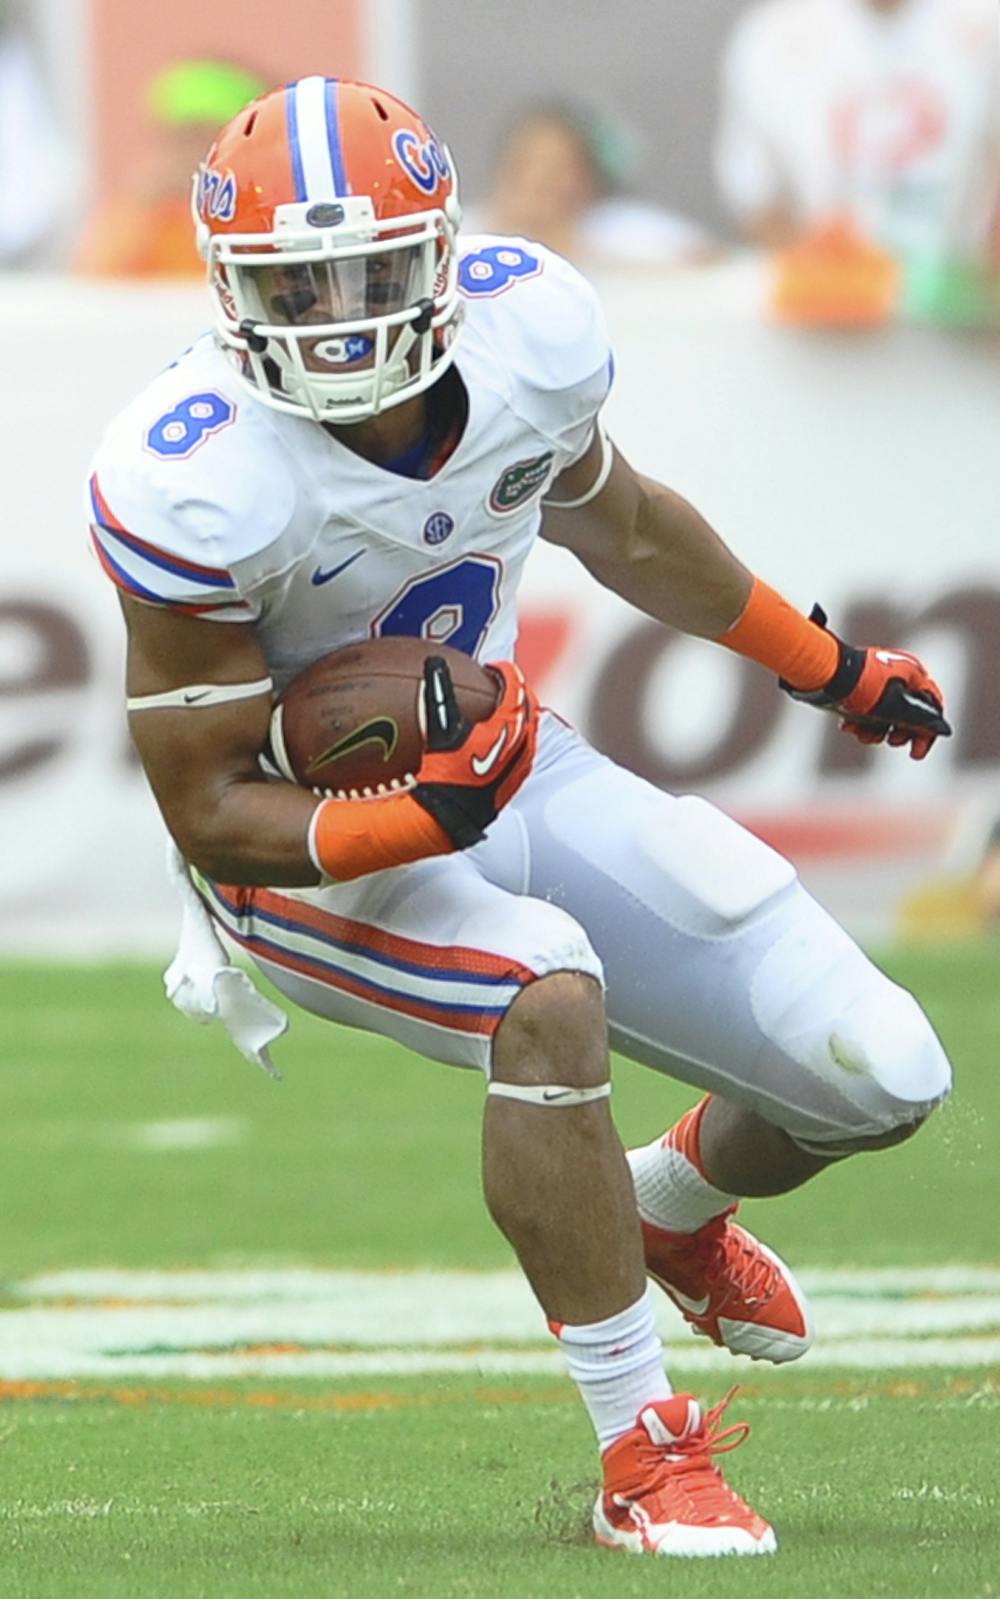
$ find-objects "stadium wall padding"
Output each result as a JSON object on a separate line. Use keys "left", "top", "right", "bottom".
{"left": 2, "top": 260, "right": 997, "bottom": 954}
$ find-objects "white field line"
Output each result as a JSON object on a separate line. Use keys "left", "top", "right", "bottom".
{"left": 3, "top": 1296, "right": 1000, "bottom": 1352}
{"left": 1, "top": 1266, "right": 998, "bottom": 1379}
{"left": 22, "top": 1265, "right": 1000, "bottom": 1301}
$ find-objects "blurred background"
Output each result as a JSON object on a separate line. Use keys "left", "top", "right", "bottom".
{"left": 3, "top": 0, "right": 1000, "bottom": 955}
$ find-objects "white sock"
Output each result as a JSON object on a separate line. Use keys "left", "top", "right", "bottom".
{"left": 628, "top": 1133, "right": 736, "bottom": 1234}
{"left": 553, "top": 1287, "right": 671, "bottom": 1452}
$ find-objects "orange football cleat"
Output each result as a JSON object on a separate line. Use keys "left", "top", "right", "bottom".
{"left": 642, "top": 1207, "right": 813, "bottom": 1364}
{"left": 594, "top": 1391, "right": 776, "bottom": 1557}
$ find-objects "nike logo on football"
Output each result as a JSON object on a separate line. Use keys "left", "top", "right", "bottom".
{"left": 470, "top": 728, "right": 508, "bottom": 777}
{"left": 305, "top": 716, "right": 400, "bottom": 774}
{"left": 311, "top": 549, "right": 365, "bottom": 586}
{"left": 664, "top": 1285, "right": 712, "bottom": 1318}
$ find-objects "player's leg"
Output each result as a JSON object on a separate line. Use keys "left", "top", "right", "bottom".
{"left": 474, "top": 716, "right": 953, "bottom": 1362}
{"left": 200, "top": 854, "right": 775, "bottom": 1556}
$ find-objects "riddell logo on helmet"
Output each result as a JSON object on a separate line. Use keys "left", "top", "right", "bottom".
{"left": 392, "top": 129, "right": 451, "bottom": 195}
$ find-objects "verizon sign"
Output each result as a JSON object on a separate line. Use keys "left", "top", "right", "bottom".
{"left": 2, "top": 266, "right": 997, "bottom": 951}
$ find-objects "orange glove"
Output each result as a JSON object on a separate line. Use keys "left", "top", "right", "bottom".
{"left": 310, "top": 658, "right": 538, "bottom": 880}
{"left": 780, "top": 606, "right": 951, "bottom": 761}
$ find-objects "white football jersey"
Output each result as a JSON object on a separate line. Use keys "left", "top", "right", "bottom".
{"left": 86, "top": 237, "right": 612, "bottom": 693}
{"left": 715, "top": 0, "right": 1000, "bottom": 259}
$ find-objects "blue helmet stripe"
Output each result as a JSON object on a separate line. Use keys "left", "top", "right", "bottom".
{"left": 285, "top": 84, "right": 308, "bottom": 202}
{"left": 324, "top": 79, "right": 349, "bottom": 196}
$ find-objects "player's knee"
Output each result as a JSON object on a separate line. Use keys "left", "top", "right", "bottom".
{"left": 790, "top": 977, "right": 953, "bottom": 1156}
{"left": 493, "top": 967, "right": 606, "bottom": 1089}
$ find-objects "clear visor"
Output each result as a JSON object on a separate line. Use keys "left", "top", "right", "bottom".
{"left": 243, "top": 244, "right": 426, "bottom": 329}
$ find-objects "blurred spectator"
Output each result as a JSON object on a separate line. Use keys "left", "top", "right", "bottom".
{"left": 715, "top": 0, "right": 1000, "bottom": 265}
{"left": 465, "top": 101, "right": 712, "bottom": 267}
{"left": 76, "top": 59, "right": 266, "bottom": 278}
{"left": 0, "top": 1, "right": 68, "bottom": 265}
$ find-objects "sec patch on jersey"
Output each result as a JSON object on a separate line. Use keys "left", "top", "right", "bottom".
{"left": 267, "top": 636, "right": 499, "bottom": 796}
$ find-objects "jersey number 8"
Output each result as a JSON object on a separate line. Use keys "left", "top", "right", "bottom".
{"left": 373, "top": 556, "right": 501, "bottom": 657}
{"left": 145, "top": 392, "right": 237, "bottom": 460}
{"left": 458, "top": 244, "right": 541, "bottom": 298}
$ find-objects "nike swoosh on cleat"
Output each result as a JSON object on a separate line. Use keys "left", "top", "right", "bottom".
{"left": 665, "top": 1285, "right": 713, "bottom": 1317}
{"left": 471, "top": 728, "right": 508, "bottom": 777}
{"left": 311, "top": 550, "right": 365, "bottom": 586}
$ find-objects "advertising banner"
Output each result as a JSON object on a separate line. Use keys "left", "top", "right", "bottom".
{"left": 2, "top": 264, "right": 997, "bottom": 953}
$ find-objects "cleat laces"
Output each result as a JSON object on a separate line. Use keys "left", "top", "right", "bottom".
{"left": 630, "top": 1390, "right": 753, "bottom": 1525}
{"left": 668, "top": 1214, "right": 781, "bottom": 1313}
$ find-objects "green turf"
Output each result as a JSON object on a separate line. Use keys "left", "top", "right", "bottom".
{"left": 0, "top": 1372, "right": 996, "bottom": 1598}
{"left": 0, "top": 949, "right": 997, "bottom": 1596}
{"left": 0, "top": 946, "right": 996, "bottom": 1274}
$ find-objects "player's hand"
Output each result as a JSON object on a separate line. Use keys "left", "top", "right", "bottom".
{"left": 411, "top": 658, "right": 539, "bottom": 848}
{"left": 780, "top": 605, "right": 951, "bottom": 760}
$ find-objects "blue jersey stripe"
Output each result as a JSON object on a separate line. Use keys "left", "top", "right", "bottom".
{"left": 95, "top": 520, "right": 236, "bottom": 589}
{"left": 91, "top": 528, "right": 173, "bottom": 605}
{"left": 324, "top": 79, "right": 349, "bottom": 196}
{"left": 207, "top": 883, "right": 526, "bottom": 990}
{"left": 221, "top": 922, "right": 511, "bottom": 1019}
{"left": 285, "top": 84, "right": 308, "bottom": 202}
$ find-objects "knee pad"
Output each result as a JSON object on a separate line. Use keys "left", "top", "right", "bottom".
{"left": 790, "top": 1113, "right": 932, "bottom": 1159}
{"left": 752, "top": 902, "right": 953, "bottom": 1148}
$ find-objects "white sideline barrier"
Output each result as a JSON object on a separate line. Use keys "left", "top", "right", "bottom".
{"left": 2, "top": 261, "right": 998, "bottom": 954}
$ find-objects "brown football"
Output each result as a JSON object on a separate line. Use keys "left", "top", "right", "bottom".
{"left": 267, "top": 636, "right": 500, "bottom": 795}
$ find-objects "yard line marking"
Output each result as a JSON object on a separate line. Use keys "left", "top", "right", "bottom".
{"left": 17, "top": 1265, "right": 1000, "bottom": 1302}
{"left": 1, "top": 1297, "right": 999, "bottom": 1351}
{"left": 0, "top": 1342, "right": 998, "bottom": 1379}
{"left": 2, "top": 1267, "right": 999, "bottom": 1377}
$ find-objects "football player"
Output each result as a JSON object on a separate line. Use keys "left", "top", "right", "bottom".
{"left": 87, "top": 77, "right": 953, "bottom": 1558}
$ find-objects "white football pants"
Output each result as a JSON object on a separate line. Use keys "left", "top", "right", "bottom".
{"left": 203, "top": 714, "right": 953, "bottom": 1149}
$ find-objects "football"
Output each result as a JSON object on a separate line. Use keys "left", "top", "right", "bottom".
{"left": 267, "top": 636, "right": 500, "bottom": 796}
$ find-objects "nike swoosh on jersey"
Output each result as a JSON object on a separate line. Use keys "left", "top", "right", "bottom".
{"left": 311, "top": 549, "right": 365, "bottom": 586}
{"left": 664, "top": 1285, "right": 713, "bottom": 1317}
{"left": 305, "top": 716, "right": 400, "bottom": 774}
{"left": 470, "top": 728, "right": 508, "bottom": 778}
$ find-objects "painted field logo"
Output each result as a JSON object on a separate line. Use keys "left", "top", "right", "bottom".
{"left": 488, "top": 452, "right": 554, "bottom": 515}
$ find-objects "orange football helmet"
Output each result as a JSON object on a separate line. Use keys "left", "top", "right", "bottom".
{"left": 193, "top": 77, "right": 463, "bottom": 423}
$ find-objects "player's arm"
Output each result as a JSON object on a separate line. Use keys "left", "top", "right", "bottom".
{"left": 121, "top": 596, "right": 537, "bottom": 887}
{"left": 122, "top": 595, "right": 322, "bottom": 886}
{"left": 541, "top": 432, "right": 951, "bottom": 759}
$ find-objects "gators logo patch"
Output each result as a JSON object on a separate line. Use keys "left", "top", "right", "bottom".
{"left": 487, "top": 452, "right": 554, "bottom": 516}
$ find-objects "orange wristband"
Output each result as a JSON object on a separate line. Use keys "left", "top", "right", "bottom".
{"left": 309, "top": 792, "right": 452, "bottom": 882}
{"left": 718, "top": 577, "right": 839, "bottom": 692}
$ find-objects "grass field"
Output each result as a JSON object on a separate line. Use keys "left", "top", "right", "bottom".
{"left": 1, "top": 945, "right": 997, "bottom": 1596}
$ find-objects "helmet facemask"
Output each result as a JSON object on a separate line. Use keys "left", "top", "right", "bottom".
{"left": 204, "top": 195, "right": 464, "bottom": 424}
